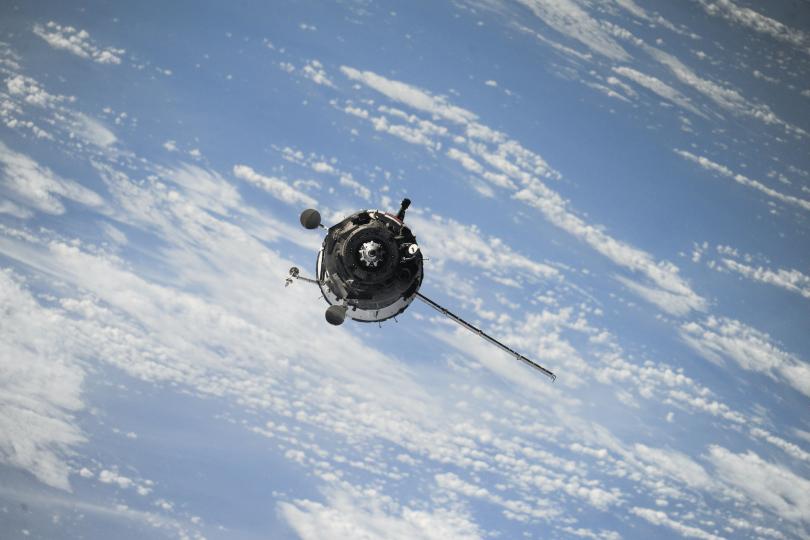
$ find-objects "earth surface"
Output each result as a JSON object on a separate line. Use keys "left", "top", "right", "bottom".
{"left": 1, "top": 1, "right": 809, "bottom": 539}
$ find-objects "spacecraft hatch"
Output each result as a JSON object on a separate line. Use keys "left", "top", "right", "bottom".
{"left": 287, "top": 199, "right": 556, "bottom": 381}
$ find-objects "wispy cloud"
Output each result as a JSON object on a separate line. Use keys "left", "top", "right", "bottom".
{"left": 675, "top": 149, "right": 810, "bottom": 212}
{"left": 720, "top": 258, "right": 810, "bottom": 300}
{"left": 338, "top": 66, "right": 707, "bottom": 316}
{"left": 630, "top": 506, "right": 725, "bottom": 540}
{"left": 232, "top": 164, "right": 317, "bottom": 206}
{"left": 650, "top": 48, "right": 807, "bottom": 137}
{"left": 696, "top": 0, "right": 810, "bottom": 56}
{"left": 680, "top": 316, "right": 810, "bottom": 398}
{"left": 708, "top": 445, "right": 810, "bottom": 524}
{"left": 0, "top": 269, "right": 87, "bottom": 491}
{"left": 0, "top": 140, "right": 104, "bottom": 215}
{"left": 612, "top": 66, "right": 706, "bottom": 117}
{"left": 514, "top": 0, "right": 630, "bottom": 61}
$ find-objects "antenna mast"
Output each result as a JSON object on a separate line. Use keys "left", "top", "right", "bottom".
{"left": 416, "top": 292, "right": 556, "bottom": 381}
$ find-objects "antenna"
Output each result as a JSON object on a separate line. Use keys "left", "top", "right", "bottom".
{"left": 416, "top": 292, "right": 556, "bottom": 381}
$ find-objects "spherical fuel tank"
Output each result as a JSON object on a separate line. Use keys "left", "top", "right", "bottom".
{"left": 316, "top": 209, "right": 423, "bottom": 322}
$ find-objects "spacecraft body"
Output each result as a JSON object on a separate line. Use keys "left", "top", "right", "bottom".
{"left": 317, "top": 207, "right": 423, "bottom": 323}
{"left": 292, "top": 199, "right": 557, "bottom": 381}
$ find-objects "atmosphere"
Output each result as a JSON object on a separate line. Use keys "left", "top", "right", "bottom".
{"left": 1, "top": 1, "right": 809, "bottom": 539}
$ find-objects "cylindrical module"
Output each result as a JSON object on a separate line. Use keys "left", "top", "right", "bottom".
{"left": 317, "top": 210, "right": 423, "bottom": 322}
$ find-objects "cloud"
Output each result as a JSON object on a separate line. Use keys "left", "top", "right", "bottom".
{"left": 232, "top": 164, "right": 317, "bottom": 206}
{"left": 72, "top": 113, "right": 116, "bottom": 147}
{"left": 514, "top": 0, "right": 629, "bottom": 61}
{"left": 634, "top": 444, "right": 713, "bottom": 489}
{"left": 649, "top": 48, "right": 807, "bottom": 137}
{"left": 340, "top": 66, "right": 706, "bottom": 316}
{"left": 696, "top": 0, "right": 810, "bottom": 56}
{"left": 2, "top": 42, "right": 806, "bottom": 539}
{"left": 302, "top": 59, "right": 336, "bottom": 87}
{"left": 675, "top": 149, "right": 810, "bottom": 212}
{"left": 0, "top": 140, "right": 104, "bottom": 214}
{"left": 630, "top": 507, "right": 725, "bottom": 540}
{"left": 6, "top": 74, "right": 67, "bottom": 108}
{"left": 720, "top": 258, "right": 810, "bottom": 300}
{"left": 680, "top": 316, "right": 810, "bottom": 398}
{"left": 409, "top": 213, "right": 558, "bottom": 283}
{"left": 612, "top": 66, "right": 706, "bottom": 117}
{"left": 279, "top": 485, "right": 484, "bottom": 540}
{"left": 341, "top": 66, "right": 477, "bottom": 125}
{"left": 0, "top": 199, "right": 33, "bottom": 219}
{"left": 708, "top": 445, "right": 810, "bottom": 524}
{"left": 278, "top": 145, "right": 373, "bottom": 201}
{"left": 0, "top": 269, "right": 87, "bottom": 491}
{"left": 33, "top": 21, "right": 124, "bottom": 64}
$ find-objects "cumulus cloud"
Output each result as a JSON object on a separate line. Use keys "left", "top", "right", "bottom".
{"left": 301, "top": 59, "right": 335, "bottom": 87}
{"left": 6, "top": 74, "right": 67, "bottom": 108}
{"left": 279, "top": 485, "right": 483, "bottom": 540}
{"left": 33, "top": 21, "right": 124, "bottom": 64}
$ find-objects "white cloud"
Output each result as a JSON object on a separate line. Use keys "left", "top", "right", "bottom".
{"left": 749, "top": 428, "right": 810, "bottom": 463}
{"left": 2, "top": 47, "right": 805, "bottom": 539}
{"left": 33, "top": 22, "right": 124, "bottom": 64}
{"left": 630, "top": 507, "right": 725, "bottom": 540}
{"left": 634, "top": 444, "right": 713, "bottom": 489}
{"left": 302, "top": 59, "right": 335, "bottom": 87}
{"left": 0, "top": 140, "right": 104, "bottom": 214}
{"left": 719, "top": 258, "right": 810, "bottom": 300}
{"left": 278, "top": 146, "right": 373, "bottom": 201}
{"left": 680, "top": 316, "right": 810, "bottom": 398}
{"left": 339, "top": 66, "right": 706, "bottom": 316}
{"left": 612, "top": 66, "right": 706, "bottom": 117}
{"left": 341, "top": 66, "right": 477, "bottom": 125}
{"left": 6, "top": 74, "right": 66, "bottom": 108}
{"left": 675, "top": 150, "right": 810, "bottom": 212}
{"left": 650, "top": 48, "right": 807, "bottom": 137}
{"left": 232, "top": 164, "right": 317, "bottom": 206}
{"left": 0, "top": 199, "right": 33, "bottom": 219}
{"left": 514, "top": 0, "right": 630, "bottom": 61}
{"left": 514, "top": 186, "right": 706, "bottom": 314}
{"left": 0, "top": 269, "right": 87, "bottom": 491}
{"left": 72, "top": 113, "right": 116, "bottom": 147}
{"left": 696, "top": 0, "right": 810, "bottom": 55}
{"left": 279, "top": 485, "right": 483, "bottom": 540}
{"left": 409, "top": 213, "right": 558, "bottom": 283}
{"left": 708, "top": 445, "right": 810, "bottom": 524}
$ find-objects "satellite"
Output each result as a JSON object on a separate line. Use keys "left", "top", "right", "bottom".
{"left": 287, "top": 198, "right": 556, "bottom": 381}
